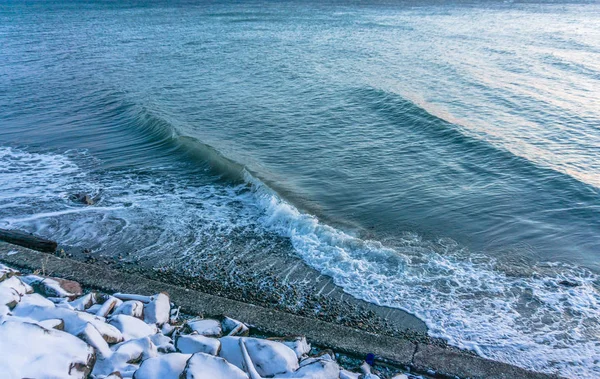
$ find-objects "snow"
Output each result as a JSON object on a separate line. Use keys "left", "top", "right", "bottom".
{"left": 176, "top": 334, "right": 221, "bottom": 355}
{"left": 113, "top": 300, "right": 144, "bottom": 318}
{"left": 109, "top": 314, "right": 157, "bottom": 341}
{"left": 132, "top": 353, "right": 191, "bottom": 379}
{"left": 0, "top": 320, "right": 95, "bottom": 379}
{"left": 187, "top": 318, "right": 222, "bottom": 336}
{"left": 182, "top": 352, "right": 249, "bottom": 379}
{"left": 143, "top": 293, "right": 170, "bottom": 326}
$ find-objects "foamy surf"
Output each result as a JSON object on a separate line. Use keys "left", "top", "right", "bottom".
{"left": 1, "top": 146, "right": 599, "bottom": 378}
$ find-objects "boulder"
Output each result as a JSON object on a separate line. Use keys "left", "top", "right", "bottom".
{"left": 0, "top": 276, "right": 33, "bottom": 305}
{"left": 77, "top": 322, "right": 112, "bottom": 359}
{"left": 143, "top": 293, "right": 170, "bottom": 326}
{"left": 113, "top": 300, "right": 144, "bottom": 319}
{"left": 13, "top": 293, "right": 56, "bottom": 311}
{"left": 21, "top": 275, "right": 82, "bottom": 300}
{"left": 39, "top": 318, "right": 65, "bottom": 330}
{"left": 278, "top": 354, "right": 339, "bottom": 378}
{"left": 186, "top": 318, "right": 222, "bottom": 336}
{"left": 0, "top": 263, "right": 18, "bottom": 282}
{"left": 132, "top": 353, "right": 191, "bottom": 379}
{"left": 0, "top": 320, "right": 95, "bottom": 378}
{"left": 96, "top": 296, "right": 123, "bottom": 317}
{"left": 222, "top": 316, "right": 249, "bottom": 336}
{"left": 93, "top": 337, "right": 158, "bottom": 377}
{"left": 150, "top": 333, "right": 176, "bottom": 353}
{"left": 269, "top": 336, "right": 310, "bottom": 359}
{"left": 182, "top": 352, "right": 249, "bottom": 379}
{"left": 219, "top": 336, "right": 298, "bottom": 377}
{"left": 70, "top": 292, "right": 101, "bottom": 311}
{"left": 176, "top": 334, "right": 221, "bottom": 355}
{"left": 109, "top": 314, "right": 157, "bottom": 341}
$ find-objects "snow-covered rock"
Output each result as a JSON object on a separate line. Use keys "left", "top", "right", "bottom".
{"left": 113, "top": 293, "right": 153, "bottom": 303}
{"left": 270, "top": 336, "right": 311, "bottom": 359}
{"left": 13, "top": 293, "right": 56, "bottom": 311}
{"left": 222, "top": 316, "right": 249, "bottom": 336}
{"left": 182, "top": 352, "right": 249, "bottom": 379}
{"left": 109, "top": 314, "right": 157, "bottom": 341}
{"left": 278, "top": 354, "right": 339, "bottom": 378}
{"left": 176, "top": 334, "right": 221, "bottom": 355}
{"left": 143, "top": 293, "right": 170, "bottom": 326}
{"left": 132, "top": 353, "right": 191, "bottom": 379}
{"left": 70, "top": 292, "right": 100, "bottom": 311}
{"left": 151, "top": 332, "right": 176, "bottom": 353}
{"left": 186, "top": 318, "right": 222, "bottom": 336}
{"left": 0, "top": 276, "right": 32, "bottom": 307}
{"left": 39, "top": 318, "right": 65, "bottom": 330}
{"left": 113, "top": 300, "right": 144, "bottom": 318}
{"left": 0, "top": 263, "right": 18, "bottom": 281}
{"left": 220, "top": 336, "right": 298, "bottom": 377}
{"left": 97, "top": 296, "right": 123, "bottom": 317}
{"left": 77, "top": 322, "right": 112, "bottom": 359}
{"left": 94, "top": 336, "right": 158, "bottom": 377}
{"left": 21, "top": 275, "right": 82, "bottom": 300}
{"left": 0, "top": 320, "right": 95, "bottom": 378}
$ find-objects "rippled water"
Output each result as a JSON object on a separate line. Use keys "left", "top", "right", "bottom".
{"left": 1, "top": 0, "right": 600, "bottom": 377}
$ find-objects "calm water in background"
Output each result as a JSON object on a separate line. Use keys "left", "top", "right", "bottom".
{"left": 1, "top": 0, "right": 600, "bottom": 376}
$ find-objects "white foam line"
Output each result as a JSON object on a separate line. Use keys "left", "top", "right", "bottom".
{"left": 3, "top": 206, "right": 124, "bottom": 224}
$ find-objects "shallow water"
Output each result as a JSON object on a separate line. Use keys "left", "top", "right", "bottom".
{"left": 1, "top": 0, "right": 600, "bottom": 377}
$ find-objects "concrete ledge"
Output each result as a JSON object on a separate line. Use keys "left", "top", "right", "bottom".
{"left": 0, "top": 242, "right": 558, "bottom": 379}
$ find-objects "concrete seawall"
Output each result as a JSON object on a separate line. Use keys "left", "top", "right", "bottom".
{"left": 0, "top": 242, "right": 558, "bottom": 379}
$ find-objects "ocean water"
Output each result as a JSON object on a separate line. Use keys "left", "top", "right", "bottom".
{"left": 1, "top": 0, "right": 600, "bottom": 376}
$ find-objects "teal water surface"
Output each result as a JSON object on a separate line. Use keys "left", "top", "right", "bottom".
{"left": 1, "top": 0, "right": 600, "bottom": 376}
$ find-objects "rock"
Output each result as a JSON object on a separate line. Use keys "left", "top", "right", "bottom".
{"left": 70, "top": 192, "right": 95, "bottom": 205}
{"left": 182, "top": 352, "right": 249, "bottom": 379}
{"left": 21, "top": 275, "right": 81, "bottom": 300}
{"left": 0, "top": 276, "right": 33, "bottom": 297}
{"left": 77, "top": 322, "right": 112, "bottom": 359}
{"left": 13, "top": 293, "right": 56, "bottom": 311}
{"left": 277, "top": 354, "right": 339, "bottom": 378}
{"left": 132, "top": 353, "right": 191, "bottom": 379}
{"left": 161, "top": 323, "right": 176, "bottom": 336}
{"left": 176, "top": 334, "right": 221, "bottom": 355}
{"left": 113, "top": 300, "right": 144, "bottom": 318}
{"left": 222, "top": 316, "right": 249, "bottom": 336}
{"left": 13, "top": 304, "right": 123, "bottom": 344}
{"left": 339, "top": 370, "right": 361, "bottom": 379}
{"left": 186, "top": 318, "right": 222, "bottom": 336}
{"left": 109, "top": 314, "right": 157, "bottom": 341}
{"left": 70, "top": 292, "right": 101, "bottom": 311}
{"left": 105, "top": 373, "right": 124, "bottom": 379}
{"left": 86, "top": 303, "right": 103, "bottom": 314}
{"left": 0, "top": 320, "right": 95, "bottom": 378}
{"left": 239, "top": 337, "right": 263, "bottom": 379}
{"left": 143, "top": 293, "right": 170, "bottom": 326}
{"left": 94, "top": 337, "right": 158, "bottom": 377}
{"left": 151, "top": 333, "right": 176, "bottom": 353}
{"left": 77, "top": 311, "right": 124, "bottom": 344}
{"left": 114, "top": 293, "right": 153, "bottom": 303}
{"left": 97, "top": 296, "right": 123, "bottom": 317}
{"left": 39, "top": 318, "right": 65, "bottom": 330}
{"left": 269, "top": 336, "right": 310, "bottom": 359}
{"left": 0, "top": 263, "right": 18, "bottom": 282}
{"left": 219, "top": 336, "right": 298, "bottom": 377}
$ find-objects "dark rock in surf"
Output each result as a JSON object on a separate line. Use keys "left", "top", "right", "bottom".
{"left": 70, "top": 193, "right": 96, "bottom": 205}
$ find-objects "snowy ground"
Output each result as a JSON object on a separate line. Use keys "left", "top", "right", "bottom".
{"left": 0, "top": 262, "right": 415, "bottom": 379}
